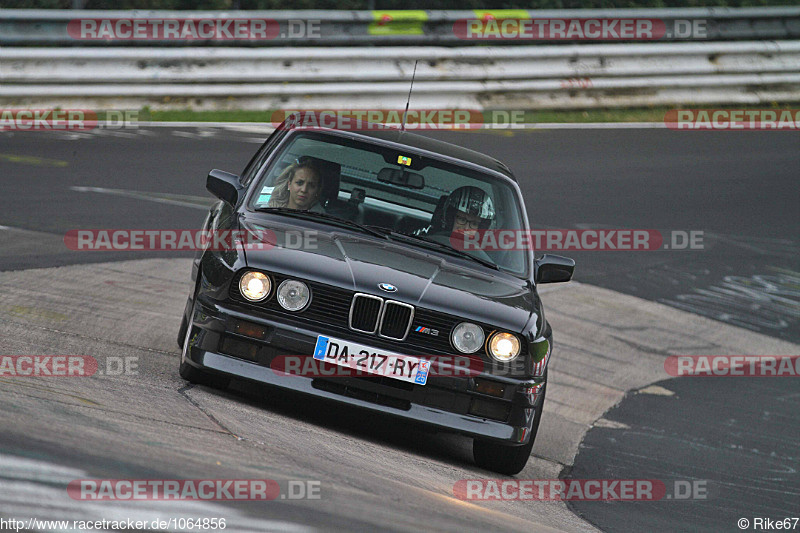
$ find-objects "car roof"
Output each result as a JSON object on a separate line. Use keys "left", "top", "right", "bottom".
{"left": 283, "top": 115, "right": 517, "bottom": 182}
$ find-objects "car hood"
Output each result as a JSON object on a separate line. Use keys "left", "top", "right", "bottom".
{"left": 240, "top": 215, "right": 535, "bottom": 331}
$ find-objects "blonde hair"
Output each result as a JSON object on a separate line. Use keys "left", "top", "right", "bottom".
{"left": 267, "top": 160, "right": 322, "bottom": 208}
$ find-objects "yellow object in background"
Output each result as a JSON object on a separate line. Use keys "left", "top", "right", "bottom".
{"left": 368, "top": 11, "right": 427, "bottom": 36}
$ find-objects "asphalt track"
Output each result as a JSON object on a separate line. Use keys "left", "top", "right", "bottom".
{"left": 0, "top": 125, "right": 798, "bottom": 532}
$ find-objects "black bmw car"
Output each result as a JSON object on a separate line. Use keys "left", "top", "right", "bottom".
{"left": 178, "top": 116, "right": 574, "bottom": 475}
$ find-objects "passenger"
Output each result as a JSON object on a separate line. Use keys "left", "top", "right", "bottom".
{"left": 267, "top": 158, "right": 324, "bottom": 212}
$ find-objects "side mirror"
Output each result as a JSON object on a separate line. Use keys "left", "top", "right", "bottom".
{"left": 207, "top": 169, "right": 243, "bottom": 206}
{"left": 535, "top": 254, "right": 575, "bottom": 284}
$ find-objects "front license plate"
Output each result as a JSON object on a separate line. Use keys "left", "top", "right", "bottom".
{"left": 313, "top": 336, "right": 430, "bottom": 385}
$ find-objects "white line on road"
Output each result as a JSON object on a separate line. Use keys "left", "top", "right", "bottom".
{"left": 69, "top": 186, "right": 215, "bottom": 210}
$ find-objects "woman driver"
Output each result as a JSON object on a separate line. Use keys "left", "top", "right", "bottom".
{"left": 267, "top": 158, "right": 324, "bottom": 212}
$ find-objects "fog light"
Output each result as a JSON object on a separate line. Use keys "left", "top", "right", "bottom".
{"left": 277, "top": 279, "right": 311, "bottom": 311}
{"left": 452, "top": 322, "right": 485, "bottom": 354}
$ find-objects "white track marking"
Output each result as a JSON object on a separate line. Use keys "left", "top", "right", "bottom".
{"left": 69, "top": 186, "right": 215, "bottom": 210}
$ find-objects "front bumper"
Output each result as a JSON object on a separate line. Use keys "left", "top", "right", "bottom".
{"left": 183, "top": 297, "right": 546, "bottom": 445}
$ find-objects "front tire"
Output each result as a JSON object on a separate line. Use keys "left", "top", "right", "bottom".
{"left": 473, "top": 383, "right": 546, "bottom": 475}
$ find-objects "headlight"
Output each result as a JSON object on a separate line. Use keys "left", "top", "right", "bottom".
{"left": 488, "top": 332, "right": 521, "bottom": 362}
{"left": 451, "top": 322, "right": 485, "bottom": 354}
{"left": 277, "top": 279, "right": 310, "bottom": 311}
{"left": 239, "top": 271, "right": 271, "bottom": 302}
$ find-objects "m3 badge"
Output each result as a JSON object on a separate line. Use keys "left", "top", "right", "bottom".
{"left": 414, "top": 326, "right": 439, "bottom": 337}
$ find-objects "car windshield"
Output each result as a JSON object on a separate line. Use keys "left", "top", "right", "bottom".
{"left": 248, "top": 130, "right": 528, "bottom": 275}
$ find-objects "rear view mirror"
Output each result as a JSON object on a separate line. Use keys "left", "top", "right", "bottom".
{"left": 535, "top": 254, "right": 575, "bottom": 284}
{"left": 377, "top": 168, "right": 425, "bottom": 189}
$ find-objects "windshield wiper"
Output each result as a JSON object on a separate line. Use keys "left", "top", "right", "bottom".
{"left": 384, "top": 231, "right": 499, "bottom": 270}
{"left": 253, "top": 207, "right": 390, "bottom": 240}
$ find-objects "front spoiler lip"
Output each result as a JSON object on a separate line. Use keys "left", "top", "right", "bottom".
{"left": 184, "top": 297, "right": 542, "bottom": 445}
{"left": 184, "top": 349, "right": 532, "bottom": 444}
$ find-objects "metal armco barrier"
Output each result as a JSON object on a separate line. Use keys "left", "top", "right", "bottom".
{"left": 2, "top": 9, "right": 799, "bottom": 110}
{"left": 1, "top": 42, "right": 799, "bottom": 110}
{"left": 0, "top": 8, "right": 799, "bottom": 45}
{"left": 4, "top": 42, "right": 800, "bottom": 83}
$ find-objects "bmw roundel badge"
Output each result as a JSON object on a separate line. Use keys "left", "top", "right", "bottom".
{"left": 378, "top": 283, "right": 397, "bottom": 293}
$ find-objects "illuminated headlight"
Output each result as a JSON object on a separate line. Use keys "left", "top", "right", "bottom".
{"left": 451, "top": 322, "right": 485, "bottom": 354}
{"left": 488, "top": 332, "right": 521, "bottom": 362}
{"left": 277, "top": 279, "right": 310, "bottom": 311}
{"left": 239, "top": 271, "right": 271, "bottom": 302}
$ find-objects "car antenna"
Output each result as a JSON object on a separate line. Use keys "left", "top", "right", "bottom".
{"left": 401, "top": 60, "right": 419, "bottom": 132}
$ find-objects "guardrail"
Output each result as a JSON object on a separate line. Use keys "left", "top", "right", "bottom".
{"left": 1, "top": 8, "right": 799, "bottom": 45}
{"left": 1, "top": 42, "right": 799, "bottom": 110}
